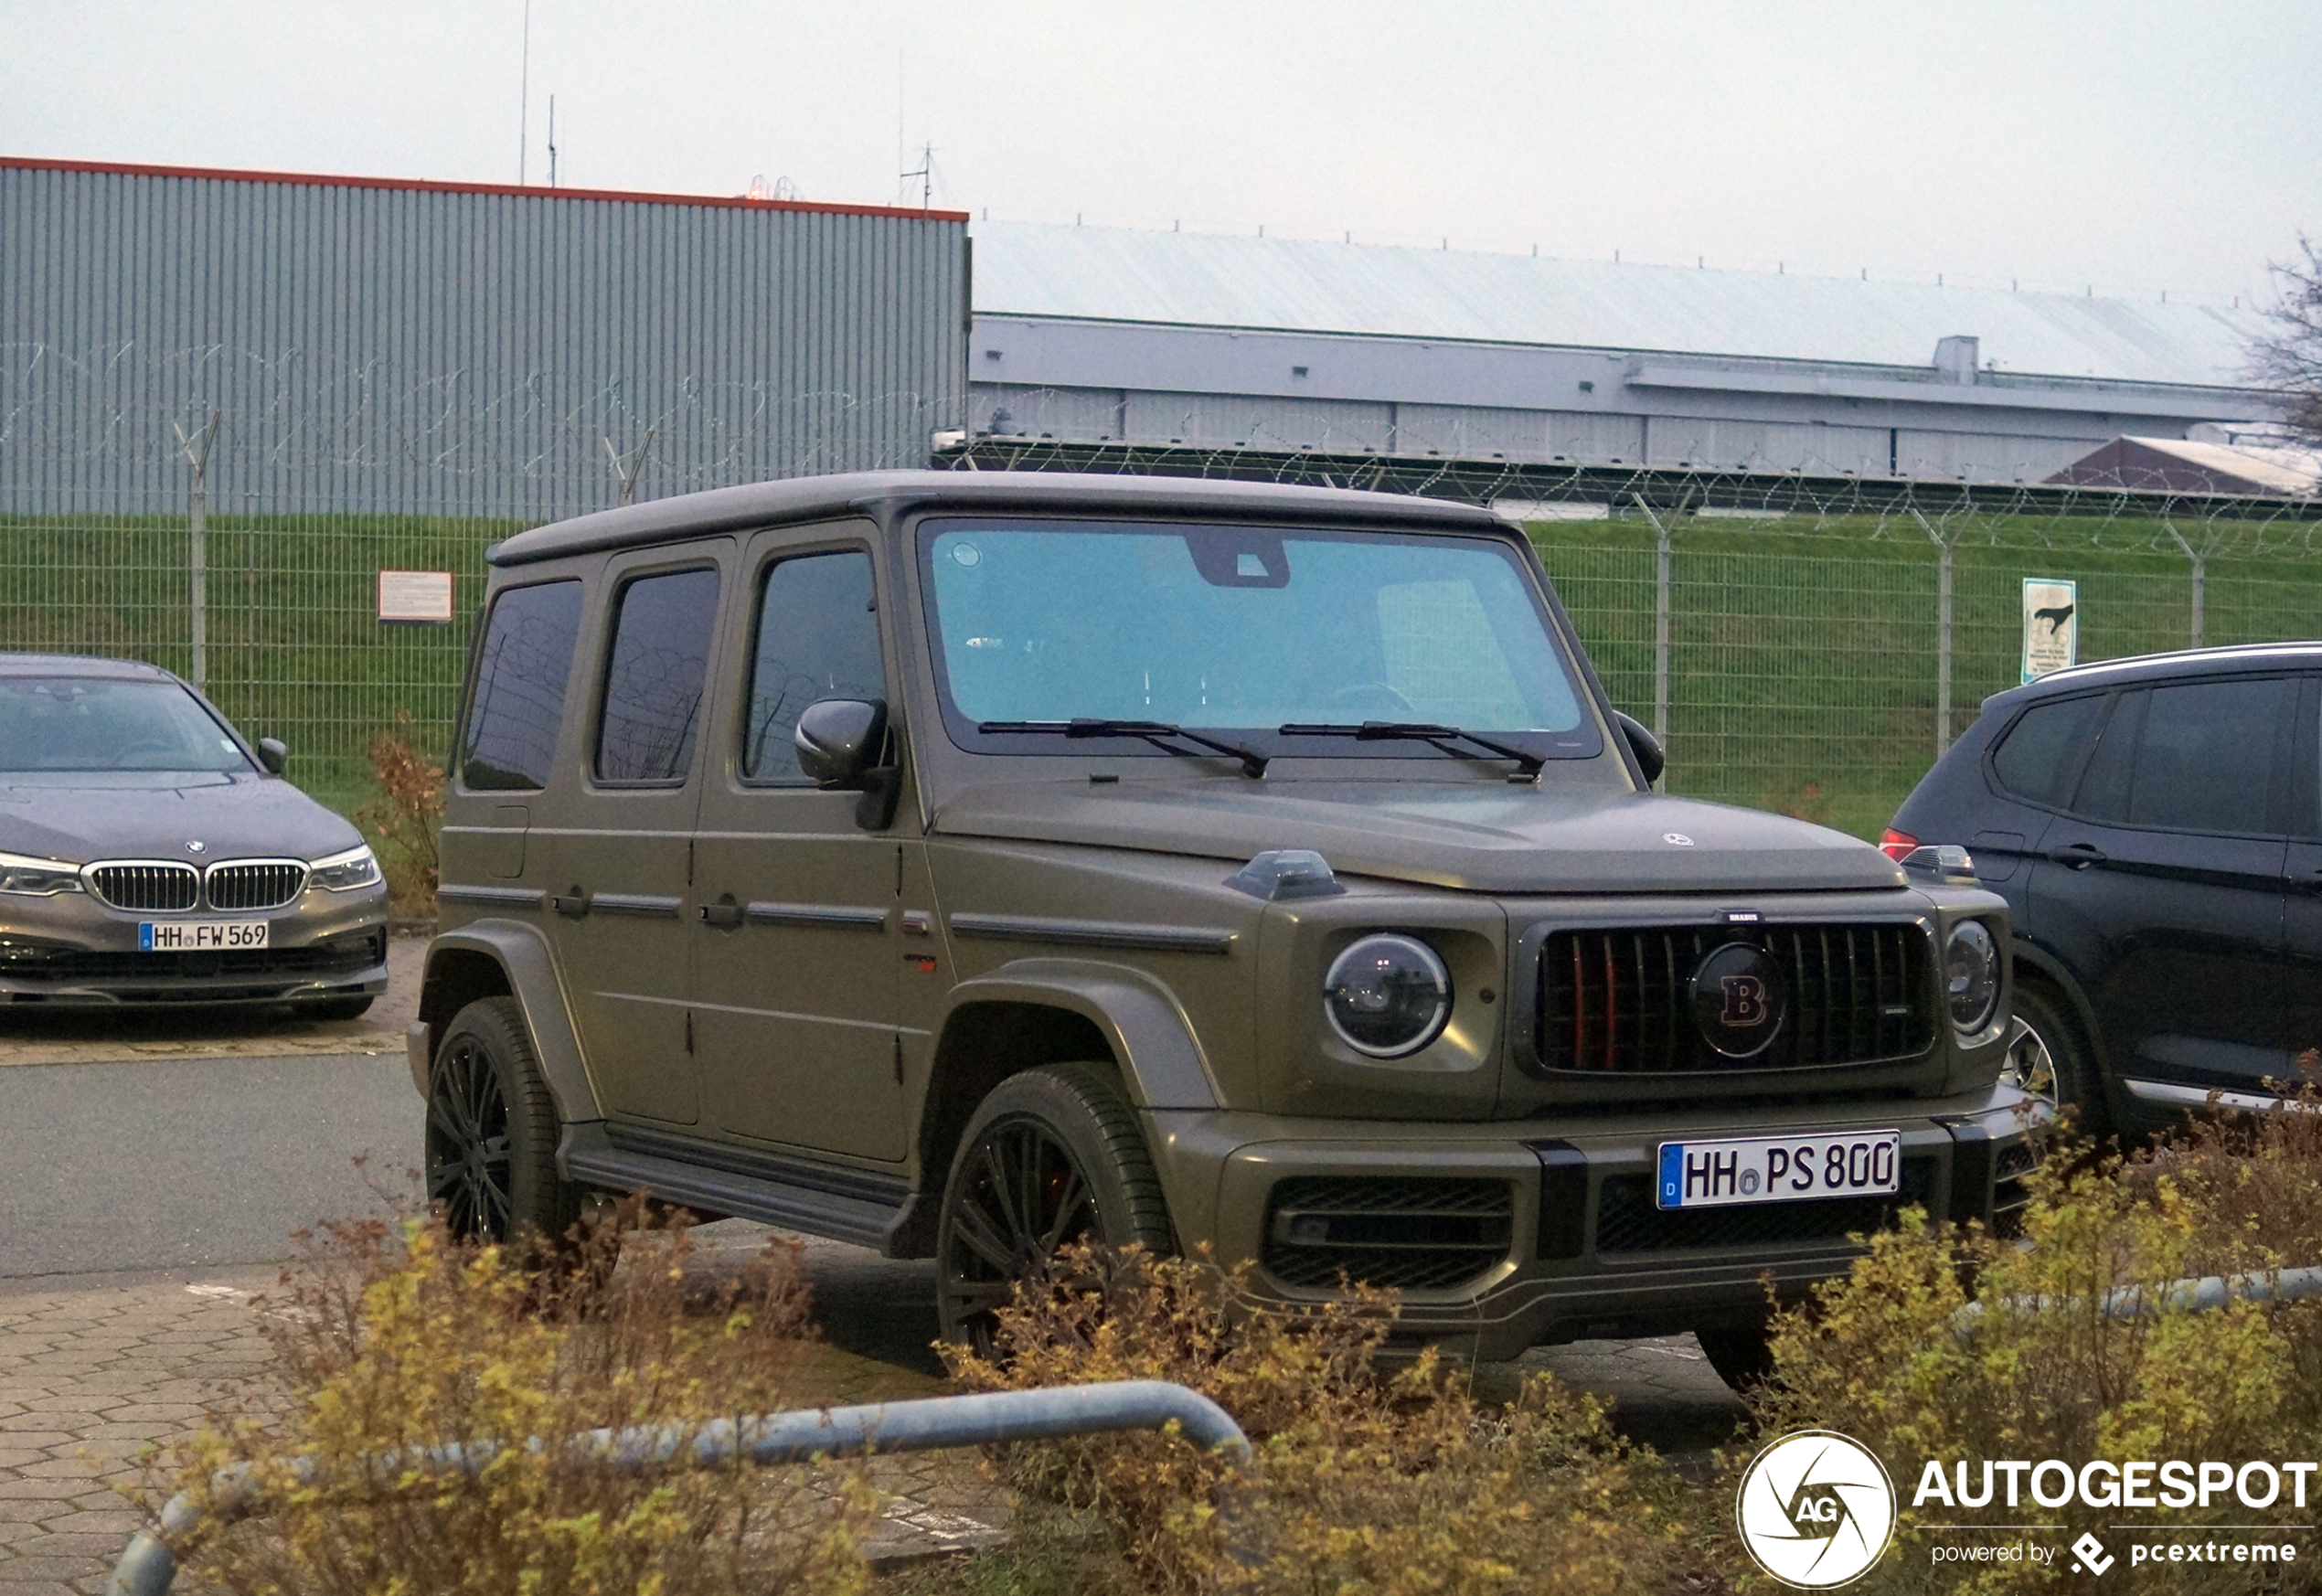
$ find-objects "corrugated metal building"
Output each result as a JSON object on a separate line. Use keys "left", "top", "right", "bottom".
{"left": 966, "top": 221, "right": 2284, "bottom": 486}
{"left": 0, "top": 157, "right": 969, "bottom": 516}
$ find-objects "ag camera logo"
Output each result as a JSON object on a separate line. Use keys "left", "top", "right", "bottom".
{"left": 1736, "top": 1430, "right": 1897, "bottom": 1588}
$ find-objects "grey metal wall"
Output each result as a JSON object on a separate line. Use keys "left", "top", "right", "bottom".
{"left": 0, "top": 160, "right": 968, "bottom": 516}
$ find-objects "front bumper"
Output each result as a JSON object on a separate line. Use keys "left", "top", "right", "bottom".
{"left": 1147, "top": 1086, "right": 2048, "bottom": 1361}
{"left": 0, "top": 887, "right": 389, "bottom": 1007}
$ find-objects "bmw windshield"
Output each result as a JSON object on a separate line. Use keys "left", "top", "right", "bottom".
{"left": 919, "top": 519, "right": 1603, "bottom": 765}
{"left": 0, "top": 677, "right": 253, "bottom": 773}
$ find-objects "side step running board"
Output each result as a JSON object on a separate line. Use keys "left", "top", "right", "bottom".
{"left": 559, "top": 1123, "right": 911, "bottom": 1252}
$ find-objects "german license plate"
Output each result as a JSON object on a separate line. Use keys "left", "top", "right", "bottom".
{"left": 140, "top": 920, "right": 269, "bottom": 952}
{"left": 1656, "top": 1130, "right": 1901, "bottom": 1210}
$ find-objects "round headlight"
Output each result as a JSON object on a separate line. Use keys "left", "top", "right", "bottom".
{"left": 1323, "top": 934, "right": 1452, "bottom": 1059}
{"left": 1944, "top": 920, "right": 2001, "bottom": 1033}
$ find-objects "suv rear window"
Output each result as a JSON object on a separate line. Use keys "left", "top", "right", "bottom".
{"left": 460, "top": 580, "right": 583, "bottom": 791}
{"left": 1990, "top": 693, "right": 2104, "bottom": 805}
{"left": 596, "top": 568, "right": 719, "bottom": 784}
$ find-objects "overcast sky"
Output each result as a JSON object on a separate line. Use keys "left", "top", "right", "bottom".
{"left": 5, "top": 0, "right": 2315, "bottom": 309}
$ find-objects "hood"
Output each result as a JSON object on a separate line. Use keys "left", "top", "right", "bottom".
{"left": 932, "top": 778, "right": 1907, "bottom": 895}
{"left": 0, "top": 771, "right": 363, "bottom": 864}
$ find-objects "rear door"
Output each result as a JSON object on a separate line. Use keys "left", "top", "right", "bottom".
{"left": 689, "top": 527, "right": 909, "bottom": 1162}
{"left": 2027, "top": 674, "right": 2294, "bottom": 1098}
{"left": 532, "top": 545, "right": 729, "bottom": 1127}
{"left": 2278, "top": 677, "right": 2322, "bottom": 1073}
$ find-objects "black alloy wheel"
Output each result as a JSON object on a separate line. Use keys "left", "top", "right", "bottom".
{"left": 424, "top": 996, "right": 578, "bottom": 1246}
{"left": 935, "top": 1064, "right": 1173, "bottom": 1357}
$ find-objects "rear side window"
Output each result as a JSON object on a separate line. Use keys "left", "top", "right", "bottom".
{"left": 2125, "top": 676, "right": 2286, "bottom": 835}
{"left": 596, "top": 569, "right": 720, "bottom": 783}
{"left": 743, "top": 550, "right": 886, "bottom": 783}
{"left": 1990, "top": 694, "right": 2104, "bottom": 805}
{"left": 460, "top": 580, "right": 583, "bottom": 791}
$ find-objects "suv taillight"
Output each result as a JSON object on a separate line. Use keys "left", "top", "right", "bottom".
{"left": 1880, "top": 827, "right": 1919, "bottom": 861}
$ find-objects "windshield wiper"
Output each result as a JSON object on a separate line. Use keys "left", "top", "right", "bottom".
{"left": 978, "top": 718, "right": 1270, "bottom": 779}
{"left": 1277, "top": 720, "right": 1544, "bottom": 781}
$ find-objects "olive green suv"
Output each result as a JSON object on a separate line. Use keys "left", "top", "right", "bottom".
{"left": 410, "top": 471, "right": 2042, "bottom": 1384}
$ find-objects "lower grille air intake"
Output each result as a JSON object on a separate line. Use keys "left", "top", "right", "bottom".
{"left": 1262, "top": 1176, "right": 1513, "bottom": 1292}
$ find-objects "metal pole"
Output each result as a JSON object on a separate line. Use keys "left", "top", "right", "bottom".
{"left": 1911, "top": 508, "right": 1952, "bottom": 756}
{"left": 2164, "top": 521, "right": 2204, "bottom": 648}
{"left": 172, "top": 411, "right": 221, "bottom": 693}
{"left": 1635, "top": 495, "right": 1672, "bottom": 743}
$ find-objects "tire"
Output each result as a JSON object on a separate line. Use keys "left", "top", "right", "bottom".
{"left": 424, "top": 996, "right": 581, "bottom": 1248}
{"left": 2005, "top": 980, "right": 2104, "bottom": 1137}
{"left": 303, "top": 995, "right": 375, "bottom": 1022}
{"left": 1696, "top": 1322, "right": 1776, "bottom": 1393}
{"left": 935, "top": 1063, "right": 1175, "bottom": 1356}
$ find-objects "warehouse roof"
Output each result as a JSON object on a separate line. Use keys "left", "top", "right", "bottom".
{"left": 970, "top": 220, "right": 2267, "bottom": 389}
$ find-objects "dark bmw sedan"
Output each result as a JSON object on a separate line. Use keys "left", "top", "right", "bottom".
{"left": 0, "top": 654, "right": 389, "bottom": 1014}
{"left": 1889, "top": 643, "right": 2322, "bottom": 1135}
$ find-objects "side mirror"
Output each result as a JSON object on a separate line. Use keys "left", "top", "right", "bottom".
{"left": 1611, "top": 711, "right": 1663, "bottom": 785}
{"left": 256, "top": 738, "right": 289, "bottom": 775}
{"left": 794, "top": 698, "right": 888, "bottom": 787}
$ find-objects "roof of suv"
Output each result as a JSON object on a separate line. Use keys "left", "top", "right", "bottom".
{"left": 1987, "top": 641, "right": 2322, "bottom": 709}
{"left": 0, "top": 653, "right": 176, "bottom": 681}
{"left": 490, "top": 470, "right": 1507, "bottom": 568}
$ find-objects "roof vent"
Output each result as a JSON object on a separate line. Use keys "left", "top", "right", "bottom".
{"left": 1933, "top": 336, "right": 1980, "bottom": 385}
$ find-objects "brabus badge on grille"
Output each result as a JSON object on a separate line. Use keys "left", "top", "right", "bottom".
{"left": 1688, "top": 942, "right": 1787, "bottom": 1058}
{"left": 186, "top": 841, "right": 206, "bottom": 854}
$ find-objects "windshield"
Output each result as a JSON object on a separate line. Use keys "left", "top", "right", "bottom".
{"left": 921, "top": 519, "right": 1599, "bottom": 760}
{"left": 0, "top": 677, "right": 252, "bottom": 773}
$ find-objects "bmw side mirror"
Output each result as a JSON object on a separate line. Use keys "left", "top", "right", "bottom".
{"left": 256, "top": 738, "right": 289, "bottom": 775}
{"left": 794, "top": 698, "right": 888, "bottom": 787}
{"left": 1612, "top": 711, "right": 1663, "bottom": 785}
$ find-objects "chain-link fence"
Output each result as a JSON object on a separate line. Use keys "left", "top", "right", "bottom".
{"left": 5, "top": 386, "right": 2318, "bottom": 839}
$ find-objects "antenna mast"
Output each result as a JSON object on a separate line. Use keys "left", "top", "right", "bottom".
{"left": 548, "top": 94, "right": 557, "bottom": 187}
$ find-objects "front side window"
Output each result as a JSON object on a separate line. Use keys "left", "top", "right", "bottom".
{"left": 0, "top": 677, "right": 250, "bottom": 773}
{"left": 919, "top": 519, "right": 1595, "bottom": 761}
{"left": 744, "top": 550, "right": 886, "bottom": 783}
{"left": 461, "top": 580, "right": 583, "bottom": 791}
{"left": 596, "top": 568, "right": 719, "bottom": 784}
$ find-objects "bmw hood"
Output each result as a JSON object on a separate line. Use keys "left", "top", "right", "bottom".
{"left": 932, "top": 779, "right": 1907, "bottom": 895}
{"left": 0, "top": 772, "right": 364, "bottom": 865}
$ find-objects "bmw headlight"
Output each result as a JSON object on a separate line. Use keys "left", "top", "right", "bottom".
{"left": 1944, "top": 920, "right": 2001, "bottom": 1033}
{"left": 1323, "top": 933, "right": 1452, "bottom": 1059}
{"left": 310, "top": 845, "right": 382, "bottom": 892}
{"left": 0, "top": 851, "right": 85, "bottom": 896}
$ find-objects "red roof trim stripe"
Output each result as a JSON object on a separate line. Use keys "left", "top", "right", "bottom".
{"left": 0, "top": 154, "right": 969, "bottom": 223}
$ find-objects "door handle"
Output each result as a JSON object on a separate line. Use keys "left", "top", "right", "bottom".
{"left": 699, "top": 900, "right": 744, "bottom": 929}
{"left": 551, "top": 889, "right": 591, "bottom": 917}
{"left": 2050, "top": 843, "right": 2108, "bottom": 870}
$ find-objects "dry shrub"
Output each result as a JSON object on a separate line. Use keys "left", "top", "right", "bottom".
{"left": 156, "top": 1211, "right": 879, "bottom": 1596}
{"left": 1746, "top": 1138, "right": 2308, "bottom": 1593}
{"left": 945, "top": 1242, "right": 1684, "bottom": 1596}
{"left": 352, "top": 708, "right": 443, "bottom": 919}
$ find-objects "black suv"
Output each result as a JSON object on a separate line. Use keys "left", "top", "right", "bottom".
{"left": 1889, "top": 644, "right": 2322, "bottom": 1135}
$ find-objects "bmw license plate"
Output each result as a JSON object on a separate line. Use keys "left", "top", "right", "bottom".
{"left": 1656, "top": 1130, "right": 1901, "bottom": 1210}
{"left": 140, "top": 920, "right": 268, "bottom": 952}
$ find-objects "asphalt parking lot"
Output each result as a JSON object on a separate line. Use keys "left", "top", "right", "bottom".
{"left": 0, "top": 936, "right": 1749, "bottom": 1593}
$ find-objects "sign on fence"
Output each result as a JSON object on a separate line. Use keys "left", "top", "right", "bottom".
{"left": 2021, "top": 579, "right": 2079, "bottom": 682}
{"left": 378, "top": 570, "right": 454, "bottom": 625}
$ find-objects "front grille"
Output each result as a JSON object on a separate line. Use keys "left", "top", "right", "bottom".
{"left": 0, "top": 927, "right": 385, "bottom": 985}
{"left": 206, "top": 861, "right": 307, "bottom": 910}
{"left": 88, "top": 863, "right": 198, "bottom": 911}
{"left": 1534, "top": 922, "right": 1936, "bottom": 1074}
{"left": 1592, "top": 1158, "right": 1938, "bottom": 1254}
{"left": 1262, "top": 1176, "right": 1513, "bottom": 1292}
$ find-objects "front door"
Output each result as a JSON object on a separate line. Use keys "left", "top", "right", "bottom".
{"left": 691, "top": 532, "right": 908, "bottom": 1161}
{"left": 2028, "top": 676, "right": 2295, "bottom": 1097}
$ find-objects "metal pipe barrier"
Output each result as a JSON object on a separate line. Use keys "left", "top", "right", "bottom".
{"left": 106, "top": 1378, "right": 1252, "bottom": 1596}
{"left": 1955, "top": 1264, "right": 2322, "bottom": 1330}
